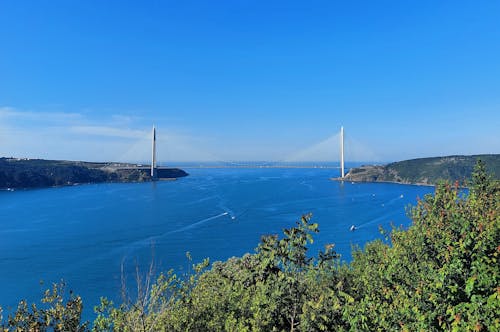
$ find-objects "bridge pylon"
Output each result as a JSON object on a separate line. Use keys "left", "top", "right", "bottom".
{"left": 151, "top": 125, "right": 157, "bottom": 180}
{"left": 340, "top": 126, "right": 345, "bottom": 178}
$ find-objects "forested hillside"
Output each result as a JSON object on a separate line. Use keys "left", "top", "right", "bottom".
{"left": 0, "top": 158, "right": 187, "bottom": 189}
{"left": 343, "top": 154, "right": 500, "bottom": 185}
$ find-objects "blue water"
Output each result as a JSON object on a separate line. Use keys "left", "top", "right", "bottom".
{"left": 0, "top": 168, "right": 433, "bottom": 320}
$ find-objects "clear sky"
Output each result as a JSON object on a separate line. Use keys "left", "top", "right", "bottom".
{"left": 1, "top": 1, "right": 499, "bottom": 162}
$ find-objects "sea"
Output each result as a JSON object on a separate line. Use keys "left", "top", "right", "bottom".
{"left": 0, "top": 166, "right": 434, "bottom": 321}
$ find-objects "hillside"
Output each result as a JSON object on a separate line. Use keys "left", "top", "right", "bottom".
{"left": 0, "top": 158, "right": 188, "bottom": 189}
{"left": 340, "top": 154, "right": 500, "bottom": 185}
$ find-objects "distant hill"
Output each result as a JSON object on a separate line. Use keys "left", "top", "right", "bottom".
{"left": 0, "top": 158, "right": 188, "bottom": 189}
{"left": 339, "top": 154, "right": 500, "bottom": 185}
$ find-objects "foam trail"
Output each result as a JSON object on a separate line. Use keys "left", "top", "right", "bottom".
{"left": 218, "top": 203, "right": 236, "bottom": 220}
{"left": 185, "top": 195, "right": 218, "bottom": 206}
{"left": 382, "top": 194, "right": 404, "bottom": 206}
{"left": 357, "top": 210, "right": 401, "bottom": 228}
{"left": 109, "top": 212, "right": 230, "bottom": 258}
{"left": 139, "top": 212, "right": 230, "bottom": 245}
{"left": 226, "top": 209, "right": 237, "bottom": 220}
{"left": 64, "top": 212, "right": 231, "bottom": 274}
{"left": 215, "top": 194, "right": 238, "bottom": 220}
{"left": 383, "top": 194, "right": 405, "bottom": 206}
{"left": 171, "top": 212, "right": 229, "bottom": 233}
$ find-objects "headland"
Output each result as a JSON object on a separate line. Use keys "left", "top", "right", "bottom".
{"left": 332, "top": 154, "right": 500, "bottom": 186}
{"left": 0, "top": 157, "right": 188, "bottom": 190}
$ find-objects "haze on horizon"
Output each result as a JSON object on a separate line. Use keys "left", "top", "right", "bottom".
{"left": 1, "top": 1, "right": 499, "bottom": 163}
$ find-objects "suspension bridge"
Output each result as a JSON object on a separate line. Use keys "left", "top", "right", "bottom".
{"left": 134, "top": 126, "right": 348, "bottom": 177}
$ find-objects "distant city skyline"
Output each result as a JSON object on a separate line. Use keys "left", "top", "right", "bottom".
{"left": 1, "top": 1, "right": 499, "bottom": 162}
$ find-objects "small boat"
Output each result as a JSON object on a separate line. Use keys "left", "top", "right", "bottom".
{"left": 350, "top": 225, "right": 357, "bottom": 231}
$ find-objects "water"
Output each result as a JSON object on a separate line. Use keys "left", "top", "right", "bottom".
{"left": 0, "top": 167, "right": 433, "bottom": 320}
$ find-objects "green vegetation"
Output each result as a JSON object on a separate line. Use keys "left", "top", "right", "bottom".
{"left": 0, "top": 158, "right": 188, "bottom": 189}
{"left": 1, "top": 161, "right": 498, "bottom": 331}
{"left": 0, "top": 283, "right": 87, "bottom": 332}
{"left": 343, "top": 154, "right": 500, "bottom": 185}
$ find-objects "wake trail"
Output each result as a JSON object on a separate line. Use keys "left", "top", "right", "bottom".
{"left": 384, "top": 194, "right": 405, "bottom": 206}
{"left": 356, "top": 210, "right": 402, "bottom": 229}
{"left": 69, "top": 212, "right": 231, "bottom": 269}
{"left": 217, "top": 199, "right": 237, "bottom": 220}
{"left": 133, "top": 212, "right": 230, "bottom": 248}
{"left": 170, "top": 212, "right": 229, "bottom": 234}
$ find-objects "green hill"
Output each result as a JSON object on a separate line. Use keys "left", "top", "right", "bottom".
{"left": 0, "top": 158, "right": 188, "bottom": 189}
{"left": 342, "top": 154, "right": 500, "bottom": 185}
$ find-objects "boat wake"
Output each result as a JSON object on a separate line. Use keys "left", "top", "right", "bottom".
{"left": 92, "top": 211, "right": 232, "bottom": 263}
{"left": 171, "top": 212, "right": 229, "bottom": 233}
{"left": 356, "top": 210, "right": 402, "bottom": 229}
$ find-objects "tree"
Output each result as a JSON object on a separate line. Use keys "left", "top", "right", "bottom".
{"left": 343, "top": 160, "right": 499, "bottom": 331}
{"left": 1, "top": 282, "right": 88, "bottom": 332}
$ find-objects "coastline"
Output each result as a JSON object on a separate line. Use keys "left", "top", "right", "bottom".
{"left": 0, "top": 157, "right": 188, "bottom": 190}
{"left": 333, "top": 154, "right": 499, "bottom": 188}
{"left": 1, "top": 176, "right": 183, "bottom": 192}
{"left": 330, "top": 177, "right": 436, "bottom": 187}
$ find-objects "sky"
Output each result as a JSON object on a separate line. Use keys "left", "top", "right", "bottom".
{"left": 0, "top": 0, "right": 499, "bottom": 163}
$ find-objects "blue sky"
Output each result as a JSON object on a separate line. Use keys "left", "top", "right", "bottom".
{"left": 0, "top": 1, "right": 499, "bottom": 162}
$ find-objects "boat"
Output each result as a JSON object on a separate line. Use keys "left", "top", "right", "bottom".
{"left": 350, "top": 225, "right": 357, "bottom": 231}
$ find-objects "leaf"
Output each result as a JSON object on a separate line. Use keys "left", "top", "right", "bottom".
{"left": 465, "top": 275, "right": 477, "bottom": 297}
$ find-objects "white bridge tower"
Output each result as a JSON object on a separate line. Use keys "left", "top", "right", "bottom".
{"left": 151, "top": 125, "right": 157, "bottom": 179}
{"left": 340, "top": 126, "right": 345, "bottom": 178}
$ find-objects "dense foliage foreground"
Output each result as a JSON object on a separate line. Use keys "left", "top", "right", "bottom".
{"left": 2, "top": 162, "right": 499, "bottom": 331}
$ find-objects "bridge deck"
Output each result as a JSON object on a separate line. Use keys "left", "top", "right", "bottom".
{"left": 169, "top": 165, "right": 340, "bottom": 169}
{"left": 108, "top": 165, "right": 341, "bottom": 170}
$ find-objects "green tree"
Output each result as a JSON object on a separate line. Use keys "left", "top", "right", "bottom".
{"left": 343, "top": 161, "right": 499, "bottom": 331}
{"left": 1, "top": 282, "right": 88, "bottom": 332}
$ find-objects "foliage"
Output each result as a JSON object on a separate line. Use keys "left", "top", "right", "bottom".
{"left": 387, "top": 154, "right": 500, "bottom": 185}
{"left": 90, "top": 214, "right": 342, "bottom": 331}
{"left": 2, "top": 160, "right": 498, "bottom": 331}
{"left": 343, "top": 160, "right": 499, "bottom": 331}
{"left": 0, "top": 282, "right": 88, "bottom": 331}
{"left": 346, "top": 154, "right": 500, "bottom": 185}
{"left": 91, "top": 256, "right": 210, "bottom": 332}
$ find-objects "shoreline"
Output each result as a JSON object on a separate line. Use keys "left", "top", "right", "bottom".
{"left": 330, "top": 177, "right": 436, "bottom": 187}
{"left": 0, "top": 157, "right": 189, "bottom": 190}
{"left": 0, "top": 176, "right": 183, "bottom": 192}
